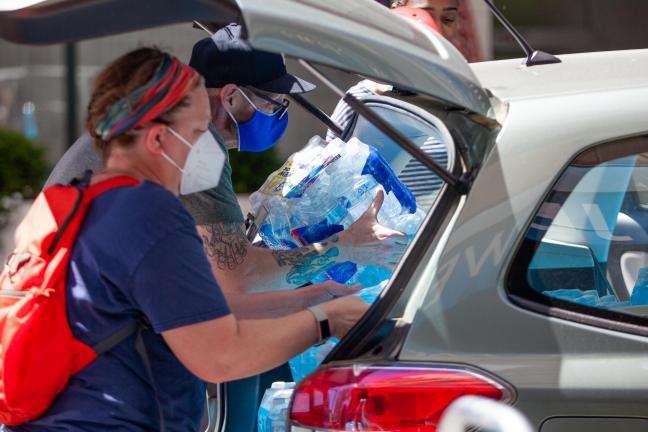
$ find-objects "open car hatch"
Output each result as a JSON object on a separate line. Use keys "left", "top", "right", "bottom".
{"left": 0, "top": 0, "right": 494, "bottom": 118}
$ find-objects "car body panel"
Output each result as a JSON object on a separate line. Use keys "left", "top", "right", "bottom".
{"left": 541, "top": 417, "right": 648, "bottom": 432}
{"left": 473, "top": 49, "right": 648, "bottom": 102}
{"left": 398, "top": 51, "right": 648, "bottom": 426}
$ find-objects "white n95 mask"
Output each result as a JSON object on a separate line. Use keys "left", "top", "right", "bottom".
{"left": 162, "top": 127, "right": 226, "bottom": 195}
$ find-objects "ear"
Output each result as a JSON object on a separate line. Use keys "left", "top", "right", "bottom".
{"left": 220, "top": 84, "right": 240, "bottom": 111}
{"left": 144, "top": 123, "right": 168, "bottom": 155}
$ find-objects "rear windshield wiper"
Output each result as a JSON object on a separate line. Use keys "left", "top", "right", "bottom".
{"left": 298, "top": 59, "right": 469, "bottom": 194}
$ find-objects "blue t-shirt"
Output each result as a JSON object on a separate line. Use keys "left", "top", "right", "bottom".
{"left": 12, "top": 181, "right": 231, "bottom": 431}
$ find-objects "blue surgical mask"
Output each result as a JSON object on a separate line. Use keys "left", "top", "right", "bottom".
{"left": 227, "top": 88, "right": 289, "bottom": 152}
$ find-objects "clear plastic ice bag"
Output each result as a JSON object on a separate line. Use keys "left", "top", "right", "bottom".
{"left": 250, "top": 136, "right": 425, "bottom": 282}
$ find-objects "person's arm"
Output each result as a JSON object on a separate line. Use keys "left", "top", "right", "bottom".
{"left": 198, "top": 222, "right": 345, "bottom": 291}
{"left": 223, "top": 280, "right": 361, "bottom": 319}
{"left": 131, "top": 217, "right": 368, "bottom": 383}
{"left": 198, "top": 191, "right": 406, "bottom": 302}
{"left": 325, "top": 80, "right": 388, "bottom": 142}
{"left": 162, "top": 295, "right": 368, "bottom": 383}
{"left": 197, "top": 221, "right": 360, "bottom": 318}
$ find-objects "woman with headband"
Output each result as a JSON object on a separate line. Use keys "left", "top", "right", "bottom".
{"left": 10, "top": 48, "right": 368, "bottom": 431}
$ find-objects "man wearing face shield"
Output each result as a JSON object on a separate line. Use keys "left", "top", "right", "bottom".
{"left": 45, "top": 24, "right": 406, "bottom": 320}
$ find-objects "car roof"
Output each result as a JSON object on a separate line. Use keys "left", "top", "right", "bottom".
{"left": 471, "top": 49, "right": 648, "bottom": 102}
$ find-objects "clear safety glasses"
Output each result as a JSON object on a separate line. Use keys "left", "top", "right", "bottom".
{"left": 239, "top": 87, "right": 290, "bottom": 119}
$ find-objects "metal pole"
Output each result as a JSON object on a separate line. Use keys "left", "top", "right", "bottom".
{"left": 64, "top": 42, "right": 78, "bottom": 147}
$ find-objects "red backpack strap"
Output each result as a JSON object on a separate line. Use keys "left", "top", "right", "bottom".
{"left": 87, "top": 176, "right": 140, "bottom": 200}
{"left": 42, "top": 176, "right": 139, "bottom": 256}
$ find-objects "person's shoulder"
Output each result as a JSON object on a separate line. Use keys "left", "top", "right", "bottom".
{"left": 102, "top": 181, "right": 196, "bottom": 227}
{"left": 44, "top": 132, "right": 103, "bottom": 188}
{"left": 120, "top": 180, "right": 184, "bottom": 208}
{"left": 179, "top": 185, "right": 245, "bottom": 226}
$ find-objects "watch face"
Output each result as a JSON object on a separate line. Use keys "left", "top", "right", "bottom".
{"left": 308, "top": 306, "right": 331, "bottom": 341}
{"left": 320, "top": 319, "right": 331, "bottom": 340}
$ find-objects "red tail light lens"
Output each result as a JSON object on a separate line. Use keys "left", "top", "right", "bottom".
{"left": 290, "top": 365, "right": 511, "bottom": 431}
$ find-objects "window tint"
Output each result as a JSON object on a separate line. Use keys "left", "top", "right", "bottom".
{"left": 350, "top": 102, "right": 452, "bottom": 209}
{"left": 510, "top": 137, "right": 648, "bottom": 322}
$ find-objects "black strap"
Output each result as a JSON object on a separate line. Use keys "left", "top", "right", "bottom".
{"left": 68, "top": 169, "right": 94, "bottom": 188}
{"left": 47, "top": 188, "right": 84, "bottom": 255}
{"left": 91, "top": 322, "right": 166, "bottom": 431}
{"left": 135, "top": 326, "right": 166, "bottom": 432}
{"left": 92, "top": 321, "right": 138, "bottom": 355}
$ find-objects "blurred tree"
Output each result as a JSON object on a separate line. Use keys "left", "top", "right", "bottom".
{"left": 0, "top": 129, "right": 48, "bottom": 201}
{"left": 228, "top": 146, "right": 283, "bottom": 194}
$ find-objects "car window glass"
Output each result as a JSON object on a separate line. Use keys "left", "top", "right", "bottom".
{"left": 350, "top": 103, "right": 452, "bottom": 209}
{"left": 512, "top": 138, "right": 648, "bottom": 320}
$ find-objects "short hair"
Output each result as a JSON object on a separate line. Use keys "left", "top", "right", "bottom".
{"left": 86, "top": 47, "right": 200, "bottom": 159}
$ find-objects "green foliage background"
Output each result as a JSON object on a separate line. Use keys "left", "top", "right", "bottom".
{"left": 228, "top": 146, "right": 283, "bottom": 193}
{"left": 0, "top": 129, "right": 48, "bottom": 200}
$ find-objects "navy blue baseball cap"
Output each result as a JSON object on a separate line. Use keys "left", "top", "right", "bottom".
{"left": 189, "top": 23, "right": 315, "bottom": 94}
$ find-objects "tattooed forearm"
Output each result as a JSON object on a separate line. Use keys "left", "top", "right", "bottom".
{"left": 273, "top": 236, "right": 342, "bottom": 284}
{"left": 199, "top": 223, "right": 249, "bottom": 271}
{"left": 272, "top": 247, "right": 317, "bottom": 267}
{"left": 271, "top": 235, "right": 340, "bottom": 268}
{"left": 286, "top": 247, "right": 340, "bottom": 286}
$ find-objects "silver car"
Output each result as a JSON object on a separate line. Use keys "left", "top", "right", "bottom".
{"left": 3, "top": 1, "right": 648, "bottom": 431}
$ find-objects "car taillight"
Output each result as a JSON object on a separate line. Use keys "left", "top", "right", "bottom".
{"left": 290, "top": 365, "right": 512, "bottom": 432}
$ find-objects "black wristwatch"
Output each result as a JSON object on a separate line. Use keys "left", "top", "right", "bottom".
{"left": 308, "top": 305, "right": 331, "bottom": 342}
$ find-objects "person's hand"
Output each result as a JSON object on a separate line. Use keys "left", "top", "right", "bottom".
{"left": 305, "top": 281, "right": 361, "bottom": 306}
{"left": 337, "top": 190, "right": 408, "bottom": 267}
{"left": 319, "top": 296, "right": 370, "bottom": 340}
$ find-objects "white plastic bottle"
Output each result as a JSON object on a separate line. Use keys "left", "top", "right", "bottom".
{"left": 258, "top": 381, "right": 296, "bottom": 432}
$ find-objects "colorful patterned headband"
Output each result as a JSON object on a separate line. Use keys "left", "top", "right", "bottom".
{"left": 96, "top": 55, "right": 200, "bottom": 141}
